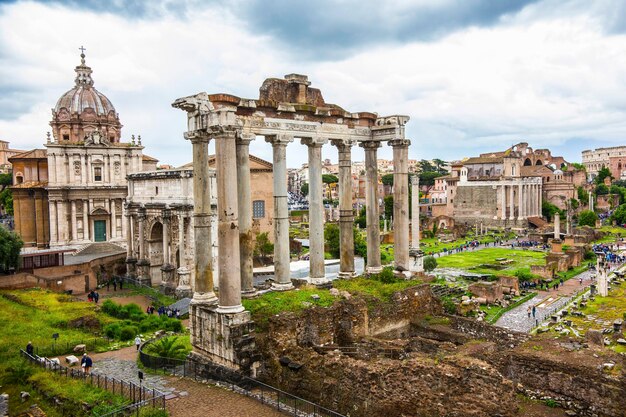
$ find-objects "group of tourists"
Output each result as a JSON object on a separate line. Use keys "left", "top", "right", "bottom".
{"left": 87, "top": 290, "right": 100, "bottom": 303}
{"left": 105, "top": 277, "right": 124, "bottom": 291}
{"left": 146, "top": 305, "right": 181, "bottom": 319}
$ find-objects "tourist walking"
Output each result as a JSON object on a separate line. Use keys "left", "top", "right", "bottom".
{"left": 81, "top": 353, "right": 93, "bottom": 375}
{"left": 527, "top": 306, "right": 531, "bottom": 319}
{"left": 113, "top": 279, "right": 117, "bottom": 291}
{"left": 135, "top": 336, "right": 142, "bottom": 351}
{"left": 119, "top": 278, "right": 123, "bottom": 290}
{"left": 26, "top": 341, "right": 34, "bottom": 356}
{"left": 532, "top": 305, "right": 536, "bottom": 319}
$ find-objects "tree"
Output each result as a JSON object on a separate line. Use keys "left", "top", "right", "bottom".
{"left": 611, "top": 204, "right": 626, "bottom": 225}
{"left": 0, "top": 189, "right": 13, "bottom": 215}
{"left": 569, "top": 198, "right": 579, "bottom": 210}
{"left": 300, "top": 182, "right": 309, "bottom": 196}
{"left": 578, "top": 210, "right": 598, "bottom": 227}
{"left": 146, "top": 336, "right": 189, "bottom": 360}
{"left": 0, "top": 173, "right": 11, "bottom": 191}
{"left": 542, "top": 201, "right": 562, "bottom": 222}
{"left": 383, "top": 195, "right": 393, "bottom": 221}
{"left": 419, "top": 171, "right": 443, "bottom": 192}
{"left": 568, "top": 162, "right": 586, "bottom": 172}
{"left": 253, "top": 232, "right": 274, "bottom": 265}
{"left": 355, "top": 206, "right": 366, "bottom": 229}
{"left": 419, "top": 159, "right": 436, "bottom": 173}
{"left": 577, "top": 186, "right": 589, "bottom": 205}
{"left": 0, "top": 227, "right": 22, "bottom": 272}
{"left": 596, "top": 184, "right": 609, "bottom": 195}
{"left": 321, "top": 174, "right": 338, "bottom": 184}
{"left": 423, "top": 255, "right": 437, "bottom": 272}
{"left": 353, "top": 227, "right": 367, "bottom": 260}
{"left": 595, "top": 166, "right": 612, "bottom": 185}
{"left": 324, "top": 223, "right": 340, "bottom": 258}
{"left": 381, "top": 173, "right": 394, "bottom": 186}
{"left": 432, "top": 158, "right": 448, "bottom": 174}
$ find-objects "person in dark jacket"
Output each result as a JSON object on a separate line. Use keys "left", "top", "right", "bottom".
{"left": 81, "top": 353, "right": 93, "bottom": 374}
{"left": 26, "top": 341, "right": 34, "bottom": 356}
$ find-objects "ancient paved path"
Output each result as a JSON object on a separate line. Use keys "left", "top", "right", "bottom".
{"left": 495, "top": 270, "right": 594, "bottom": 333}
{"left": 89, "top": 347, "right": 285, "bottom": 417}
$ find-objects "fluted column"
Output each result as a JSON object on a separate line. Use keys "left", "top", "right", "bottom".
{"left": 360, "top": 141, "right": 382, "bottom": 273}
{"left": 126, "top": 211, "right": 134, "bottom": 257}
{"left": 121, "top": 204, "right": 127, "bottom": 240}
{"left": 49, "top": 200, "right": 58, "bottom": 244}
{"left": 178, "top": 213, "right": 185, "bottom": 265}
{"left": 236, "top": 133, "right": 257, "bottom": 296}
{"left": 162, "top": 210, "right": 170, "bottom": 265}
{"left": 70, "top": 200, "right": 77, "bottom": 242}
{"left": 537, "top": 182, "right": 542, "bottom": 215}
{"left": 266, "top": 133, "right": 294, "bottom": 290}
{"left": 332, "top": 139, "right": 356, "bottom": 278}
{"left": 215, "top": 128, "right": 244, "bottom": 313}
{"left": 390, "top": 139, "right": 410, "bottom": 271}
{"left": 186, "top": 132, "right": 217, "bottom": 305}
{"left": 57, "top": 201, "right": 66, "bottom": 243}
{"left": 302, "top": 137, "right": 328, "bottom": 285}
{"left": 518, "top": 183, "right": 524, "bottom": 220}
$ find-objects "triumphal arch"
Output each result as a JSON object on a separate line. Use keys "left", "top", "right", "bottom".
{"left": 172, "top": 74, "right": 414, "bottom": 372}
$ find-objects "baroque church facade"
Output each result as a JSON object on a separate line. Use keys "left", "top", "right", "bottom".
{"left": 46, "top": 52, "right": 156, "bottom": 247}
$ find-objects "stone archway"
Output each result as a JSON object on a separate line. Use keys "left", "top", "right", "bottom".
{"left": 148, "top": 221, "right": 163, "bottom": 283}
{"left": 524, "top": 158, "right": 532, "bottom": 166}
{"left": 535, "top": 160, "right": 543, "bottom": 165}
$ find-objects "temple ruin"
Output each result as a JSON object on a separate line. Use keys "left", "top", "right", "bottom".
{"left": 172, "top": 74, "right": 414, "bottom": 371}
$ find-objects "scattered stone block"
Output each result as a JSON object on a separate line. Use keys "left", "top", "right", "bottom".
{"left": 311, "top": 294, "right": 320, "bottom": 300}
{"left": 585, "top": 329, "right": 603, "bottom": 346}
{"left": 20, "top": 392, "right": 30, "bottom": 403}
{"left": 73, "top": 344, "right": 86, "bottom": 353}
{"left": 329, "top": 288, "right": 340, "bottom": 296}
{"left": 65, "top": 355, "right": 79, "bottom": 366}
{"left": 340, "top": 291, "right": 351, "bottom": 300}
{"left": 616, "top": 339, "right": 626, "bottom": 345}
{"left": 603, "top": 363, "right": 615, "bottom": 371}
{"left": 49, "top": 358, "right": 60, "bottom": 365}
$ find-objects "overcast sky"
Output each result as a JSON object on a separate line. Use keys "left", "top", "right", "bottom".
{"left": 1, "top": 0, "right": 626, "bottom": 168}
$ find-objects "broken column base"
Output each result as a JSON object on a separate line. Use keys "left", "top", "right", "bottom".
{"left": 175, "top": 267, "right": 193, "bottom": 299}
{"left": 366, "top": 266, "right": 383, "bottom": 274}
{"left": 135, "top": 259, "right": 152, "bottom": 286}
{"left": 409, "top": 249, "right": 424, "bottom": 274}
{"left": 189, "top": 304, "right": 259, "bottom": 376}
{"left": 337, "top": 271, "right": 356, "bottom": 279}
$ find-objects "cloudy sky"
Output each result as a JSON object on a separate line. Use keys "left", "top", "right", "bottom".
{"left": 1, "top": 0, "right": 626, "bottom": 168}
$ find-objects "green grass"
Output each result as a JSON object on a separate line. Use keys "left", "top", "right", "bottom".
{"left": 420, "top": 231, "right": 516, "bottom": 254}
{"left": 333, "top": 277, "right": 422, "bottom": 301}
{"left": 436, "top": 248, "right": 546, "bottom": 275}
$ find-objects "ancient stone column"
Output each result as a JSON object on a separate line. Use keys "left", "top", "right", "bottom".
{"left": 70, "top": 200, "right": 77, "bottom": 241}
{"left": 138, "top": 210, "right": 146, "bottom": 259}
{"left": 236, "top": 133, "right": 257, "bottom": 296}
{"left": 110, "top": 200, "right": 116, "bottom": 239}
{"left": 126, "top": 211, "right": 133, "bottom": 257}
{"left": 332, "top": 139, "right": 356, "bottom": 279}
{"left": 360, "top": 141, "right": 382, "bottom": 274}
{"left": 49, "top": 200, "right": 58, "bottom": 244}
{"left": 518, "top": 183, "right": 524, "bottom": 220}
{"left": 186, "top": 132, "right": 217, "bottom": 305}
{"left": 411, "top": 175, "right": 420, "bottom": 249}
{"left": 302, "top": 137, "right": 328, "bottom": 285}
{"left": 509, "top": 184, "right": 515, "bottom": 220}
{"left": 178, "top": 213, "right": 185, "bottom": 266}
{"left": 83, "top": 200, "right": 89, "bottom": 241}
{"left": 214, "top": 127, "right": 244, "bottom": 313}
{"left": 57, "top": 201, "right": 66, "bottom": 243}
{"left": 554, "top": 213, "right": 560, "bottom": 240}
{"left": 266, "top": 134, "right": 294, "bottom": 290}
{"left": 500, "top": 185, "right": 507, "bottom": 220}
{"left": 589, "top": 191, "right": 594, "bottom": 212}
{"left": 390, "top": 139, "right": 410, "bottom": 271}
{"left": 162, "top": 210, "right": 170, "bottom": 265}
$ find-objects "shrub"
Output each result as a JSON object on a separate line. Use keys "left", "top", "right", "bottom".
{"left": 442, "top": 299, "right": 457, "bottom": 315}
{"left": 139, "top": 408, "right": 169, "bottom": 417}
{"left": 3, "top": 358, "right": 34, "bottom": 385}
{"left": 120, "top": 325, "right": 137, "bottom": 341}
{"left": 104, "top": 323, "right": 121, "bottom": 339}
{"left": 423, "top": 256, "right": 438, "bottom": 272}
{"left": 514, "top": 268, "right": 533, "bottom": 282}
{"left": 145, "top": 336, "right": 189, "bottom": 360}
{"left": 578, "top": 210, "right": 598, "bottom": 227}
{"left": 372, "top": 267, "right": 398, "bottom": 284}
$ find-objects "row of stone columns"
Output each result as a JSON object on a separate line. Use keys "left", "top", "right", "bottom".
{"left": 499, "top": 183, "right": 541, "bottom": 220}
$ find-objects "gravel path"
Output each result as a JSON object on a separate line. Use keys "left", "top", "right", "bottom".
{"left": 495, "top": 269, "right": 594, "bottom": 333}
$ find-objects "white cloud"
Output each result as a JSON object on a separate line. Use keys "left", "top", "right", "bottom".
{"left": 1, "top": 0, "right": 626, "bottom": 168}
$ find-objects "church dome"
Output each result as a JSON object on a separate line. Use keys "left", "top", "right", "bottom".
{"left": 53, "top": 53, "right": 116, "bottom": 116}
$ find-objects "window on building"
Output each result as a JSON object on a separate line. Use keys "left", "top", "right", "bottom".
{"left": 16, "top": 175, "right": 23, "bottom": 184}
{"left": 63, "top": 134, "right": 70, "bottom": 141}
{"left": 94, "top": 167, "right": 102, "bottom": 181}
{"left": 155, "top": 186, "right": 159, "bottom": 195}
{"left": 252, "top": 200, "right": 265, "bottom": 218}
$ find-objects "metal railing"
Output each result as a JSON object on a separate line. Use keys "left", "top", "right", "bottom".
{"left": 20, "top": 349, "right": 166, "bottom": 416}
{"left": 35, "top": 337, "right": 112, "bottom": 358}
{"left": 139, "top": 340, "right": 345, "bottom": 417}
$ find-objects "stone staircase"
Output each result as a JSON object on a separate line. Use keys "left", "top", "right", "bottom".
{"left": 431, "top": 284, "right": 465, "bottom": 298}
{"left": 73, "top": 242, "right": 126, "bottom": 256}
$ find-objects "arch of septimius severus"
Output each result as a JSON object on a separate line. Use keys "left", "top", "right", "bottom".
{"left": 172, "top": 74, "right": 419, "bottom": 371}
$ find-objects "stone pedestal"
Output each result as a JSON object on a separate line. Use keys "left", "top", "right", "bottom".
{"left": 136, "top": 258, "right": 151, "bottom": 286}
{"left": 409, "top": 248, "right": 424, "bottom": 273}
{"left": 175, "top": 267, "right": 193, "bottom": 298}
{"left": 160, "top": 264, "right": 177, "bottom": 295}
{"left": 125, "top": 257, "right": 137, "bottom": 278}
{"left": 189, "top": 304, "right": 258, "bottom": 374}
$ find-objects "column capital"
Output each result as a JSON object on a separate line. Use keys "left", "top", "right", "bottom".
{"left": 301, "top": 137, "right": 327, "bottom": 147}
{"left": 208, "top": 125, "right": 238, "bottom": 139}
{"left": 359, "top": 141, "right": 382, "bottom": 150}
{"left": 388, "top": 139, "right": 411, "bottom": 148}
{"left": 162, "top": 208, "right": 172, "bottom": 222}
{"left": 184, "top": 130, "right": 212, "bottom": 144}
{"left": 410, "top": 174, "right": 420, "bottom": 186}
{"left": 330, "top": 138, "right": 356, "bottom": 149}
{"left": 236, "top": 132, "right": 255, "bottom": 145}
{"left": 265, "top": 133, "right": 294, "bottom": 147}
